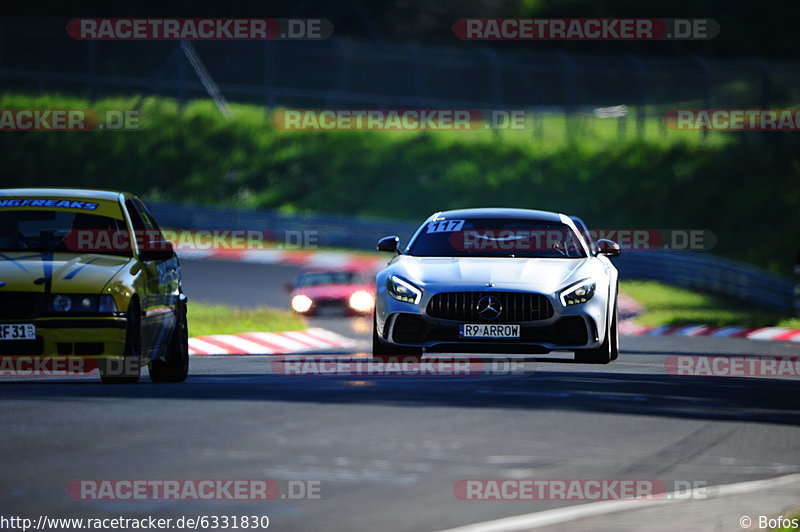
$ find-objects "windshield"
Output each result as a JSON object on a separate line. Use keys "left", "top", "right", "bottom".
{"left": 0, "top": 209, "right": 132, "bottom": 256}
{"left": 297, "top": 271, "right": 365, "bottom": 286}
{"left": 407, "top": 218, "right": 587, "bottom": 258}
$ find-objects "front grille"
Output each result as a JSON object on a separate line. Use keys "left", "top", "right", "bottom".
{"left": 426, "top": 292, "right": 553, "bottom": 322}
{"left": 314, "top": 299, "right": 346, "bottom": 308}
{"left": 0, "top": 292, "right": 46, "bottom": 319}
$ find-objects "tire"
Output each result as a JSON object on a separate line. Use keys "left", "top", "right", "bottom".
{"left": 574, "top": 300, "right": 618, "bottom": 364}
{"left": 372, "top": 314, "right": 423, "bottom": 361}
{"left": 100, "top": 299, "right": 142, "bottom": 383}
{"left": 149, "top": 302, "right": 189, "bottom": 383}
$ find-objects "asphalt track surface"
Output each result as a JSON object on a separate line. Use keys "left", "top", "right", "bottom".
{"left": 1, "top": 258, "right": 799, "bottom": 532}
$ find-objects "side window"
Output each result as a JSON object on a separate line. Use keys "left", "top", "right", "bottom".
{"left": 125, "top": 199, "right": 164, "bottom": 252}
{"left": 136, "top": 200, "right": 163, "bottom": 236}
{"left": 125, "top": 200, "right": 147, "bottom": 232}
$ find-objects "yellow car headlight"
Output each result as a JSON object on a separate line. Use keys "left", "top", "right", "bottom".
{"left": 49, "top": 294, "right": 118, "bottom": 314}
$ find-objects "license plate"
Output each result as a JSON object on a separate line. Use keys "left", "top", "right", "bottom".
{"left": 316, "top": 306, "right": 343, "bottom": 317}
{"left": 460, "top": 324, "right": 520, "bottom": 339}
{"left": 0, "top": 324, "right": 36, "bottom": 340}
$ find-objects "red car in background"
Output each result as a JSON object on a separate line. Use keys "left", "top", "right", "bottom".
{"left": 288, "top": 268, "right": 376, "bottom": 316}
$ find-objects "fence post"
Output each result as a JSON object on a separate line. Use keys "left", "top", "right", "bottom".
{"left": 625, "top": 53, "right": 647, "bottom": 139}
{"left": 692, "top": 55, "right": 712, "bottom": 140}
{"left": 263, "top": 40, "right": 276, "bottom": 114}
{"left": 86, "top": 40, "right": 97, "bottom": 102}
{"left": 406, "top": 42, "right": 427, "bottom": 108}
{"left": 334, "top": 40, "right": 351, "bottom": 107}
{"left": 480, "top": 46, "right": 503, "bottom": 106}
{"left": 0, "top": 21, "right": 4, "bottom": 85}
{"left": 176, "top": 53, "right": 187, "bottom": 112}
{"left": 795, "top": 259, "right": 800, "bottom": 317}
{"left": 480, "top": 46, "right": 503, "bottom": 139}
{"left": 554, "top": 51, "right": 576, "bottom": 143}
{"left": 750, "top": 57, "right": 771, "bottom": 109}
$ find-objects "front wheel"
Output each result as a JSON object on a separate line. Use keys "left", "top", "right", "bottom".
{"left": 100, "top": 299, "right": 142, "bottom": 383}
{"left": 150, "top": 303, "right": 189, "bottom": 383}
{"left": 372, "top": 315, "right": 423, "bottom": 361}
{"left": 574, "top": 301, "right": 618, "bottom": 364}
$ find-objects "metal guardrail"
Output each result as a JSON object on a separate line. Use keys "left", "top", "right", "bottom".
{"left": 613, "top": 250, "right": 795, "bottom": 313}
{"left": 149, "top": 202, "right": 796, "bottom": 314}
{"left": 147, "top": 202, "right": 420, "bottom": 250}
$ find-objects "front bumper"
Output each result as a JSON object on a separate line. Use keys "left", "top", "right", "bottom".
{"left": 294, "top": 297, "right": 373, "bottom": 317}
{"left": 0, "top": 317, "right": 127, "bottom": 357}
{"left": 376, "top": 287, "right": 609, "bottom": 353}
{"left": 379, "top": 312, "right": 599, "bottom": 353}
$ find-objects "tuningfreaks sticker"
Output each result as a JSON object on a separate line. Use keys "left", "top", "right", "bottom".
{"left": 0, "top": 199, "right": 99, "bottom": 209}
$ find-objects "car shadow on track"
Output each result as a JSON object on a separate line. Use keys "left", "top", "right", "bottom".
{"left": 2, "top": 365, "right": 799, "bottom": 426}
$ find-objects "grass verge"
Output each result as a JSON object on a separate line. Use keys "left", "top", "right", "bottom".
{"left": 771, "top": 513, "right": 800, "bottom": 531}
{"left": 187, "top": 302, "right": 306, "bottom": 337}
{"left": 620, "top": 280, "right": 800, "bottom": 329}
{"left": 4, "top": 92, "right": 800, "bottom": 273}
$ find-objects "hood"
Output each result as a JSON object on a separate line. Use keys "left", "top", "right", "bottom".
{"left": 293, "top": 283, "right": 374, "bottom": 300}
{"left": 391, "top": 256, "right": 597, "bottom": 294}
{"left": 0, "top": 251, "right": 132, "bottom": 293}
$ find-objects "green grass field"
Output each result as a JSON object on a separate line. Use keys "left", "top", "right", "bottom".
{"left": 4, "top": 92, "right": 799, "bottom": 273}
{"left": 187, "top": 302, "right": 306, "bottom": 337}
{"left": 770, "top": 513, "right": 800, "bottom": 531}
{"left": 620, "top": 280, "right": 800, "bottom": 329}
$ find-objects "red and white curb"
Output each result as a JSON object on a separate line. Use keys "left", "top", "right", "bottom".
{"left": 620, "top": 321, "right": 800, "bottom": 343}
{"left": 189, "top": 328, "right": 357, "bottom": 355}
{"left": 178, "top": 248, "right": 384, "bottom": 270}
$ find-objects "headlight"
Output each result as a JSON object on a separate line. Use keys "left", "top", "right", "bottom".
{"left": 98, "top": 296, "right": 118, "bottom": 313}
{"left": 49, "top": 294, "right": 118, "bottom": 313}
{"left": 349, "top": 290, "right": 374, "bottom": 312}
{"left": 387, "top": 275, "right": 422, "bottom": 304}
{"left": 291, "top": 294, "right": 313, "bottom": 313}
{"left": 51, "top": 294, "right": 73, "bottom": 312}
{"left": 560, "top": 279, "right": 596, "bottom": 306}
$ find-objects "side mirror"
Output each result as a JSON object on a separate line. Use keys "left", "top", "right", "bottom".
{"left": 376, "top": 236, "right": 400, "bottom": 254}
{"left": 595, "top": 239, "right": 621, "bottom": 257}
{"left": 284, "top": 282, "right": 294, "bottom": 293}
{"left": 139, "top": 241, "right": 175, "bottom": 261}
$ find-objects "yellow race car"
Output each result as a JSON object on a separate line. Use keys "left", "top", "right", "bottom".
{"left": 0, "top": 188, "right": 188, "bottom": 383}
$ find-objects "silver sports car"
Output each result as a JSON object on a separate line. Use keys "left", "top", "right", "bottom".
{"left": 373, "top": 208, "right": 621, "bottom": 364}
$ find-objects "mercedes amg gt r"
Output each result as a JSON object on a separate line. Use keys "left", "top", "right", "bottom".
{"left": 373, "top": 208, "right": 621, "bottom": 364}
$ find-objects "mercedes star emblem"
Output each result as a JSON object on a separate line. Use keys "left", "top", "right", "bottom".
{"left": 476, "top": 295, "right": 502, "bottom": 321}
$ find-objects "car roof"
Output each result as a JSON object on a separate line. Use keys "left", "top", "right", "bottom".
{"left": 0, "top": 188, "right": 129, "bottom": 202}
{"left": 429, "top": 207, "right": 565, "bottom": 223}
